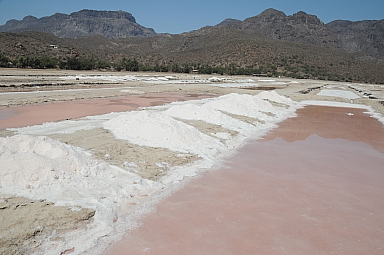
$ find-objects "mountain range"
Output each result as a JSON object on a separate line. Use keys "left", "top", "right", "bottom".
{"left": 0, "top": 9, "right": 383, "bottom": 83}
{"left": 0, "top": 9, "right": 157, "bottom": 39}
{"left": 0, "top": 8, "right": 383, "bottom": 59}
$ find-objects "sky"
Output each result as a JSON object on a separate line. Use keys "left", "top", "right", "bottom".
{"left": 0, "top": 0, "right": 383, "bottom": 34}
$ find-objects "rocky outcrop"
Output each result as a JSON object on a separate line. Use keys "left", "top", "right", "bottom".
{"left": 0, "top": 9, "right": 157, "bottom": 39}
{"left": 1, "top": 8, "right": 383, "bottom": 59}
{"left": 327, "top": 19, "right": 384, "bottom": 58}
{"left": 215, "top": 18, "right": 241, "bottom": 27}
{"left": 222, "top": 9, "right": 339, "bottom": 47}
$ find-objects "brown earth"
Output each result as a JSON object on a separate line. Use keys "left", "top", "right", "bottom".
{"left": 0, "top": 196, "right": 95, "bottom": 255}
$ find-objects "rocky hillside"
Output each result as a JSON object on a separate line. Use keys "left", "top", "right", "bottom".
{"left": 1, "top": 8, "right": 383, "bottom": 59}
{"left": 215, "top": 18, "right": 241, "bottom": 27}
{"left": 1, "top": 27, "right": 384, "bottom": 84}
{"left": 0, "top": 8, "right": 383, "bottom": 83}
{"left": 212, "top": 8, "right": 384, "bottom": 59}
{"left": 215, "top": 9, "right": 339, "bottom": 48}
{"left": 0, "top": 9, "right": 157, "bottom": 39}
{"left": 327, "top": 19, "right": 384, "bottom": 58}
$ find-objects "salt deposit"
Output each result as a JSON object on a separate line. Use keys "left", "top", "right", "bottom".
{"left": 302, "top": 100, "right": 369, "bottom": 109}
{"left": 0, "top": 134, "right": 160, "bottom": 255}
{"left": 59, "top": 74, "right": 141, "bottom": 82}
{"left": 258, "top": 79, "right": 276, "bottom": 82}
{"left": 0, "top": 135, "right": 96, "bottom": 188}
{"left": 209, "top": 82, "right": 259, "bottom": 88}
{"left": 164, "top": 103, "right": 256, "bottom": 134}
{"left": 10, "top": 118, "right": 104, "bottom": 135}
{"left": 317, "top": 89, "right": 360, "bottom": 99}
{"left": 104, "top": 111, "right": 224, "bottom": 158}
{"left": 1, "top": 91, "right": 301, "bottom": 255}
{"left": 58, "top": 74, "right": 260, "bottom": 86}
{"left": 203, "top": 93, "right": 296, "bottom": 123}
{"left": 0, "top": 86, "right": 138, "bottom": 96}
{"left": 258, "top": 90, "right": 295, "bottom": 104}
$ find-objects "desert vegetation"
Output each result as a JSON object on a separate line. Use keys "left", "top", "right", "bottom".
{"left": 0, "top": 28, "right": 383, "bottom": 84}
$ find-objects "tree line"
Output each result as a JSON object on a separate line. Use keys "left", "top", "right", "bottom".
{"left": 0, "top": 53, "right": 269, "bottom": 76}
{"left": 1, "top": 52, "right": 381, "bottom": 83}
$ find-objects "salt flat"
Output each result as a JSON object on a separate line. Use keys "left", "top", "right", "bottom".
{"left": 0, "top": 69, "right": 383, "bottom": 254}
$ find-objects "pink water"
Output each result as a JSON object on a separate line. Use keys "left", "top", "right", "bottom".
{"left": 108, "top": 106, "right": 384, "bottom": 255}
{"left": 0, "top": 93, "right": 215, "bottom": 128}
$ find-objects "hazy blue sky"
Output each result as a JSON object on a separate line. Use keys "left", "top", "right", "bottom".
{"left": 0, "top": 0, "right": 383, "bottom": 34}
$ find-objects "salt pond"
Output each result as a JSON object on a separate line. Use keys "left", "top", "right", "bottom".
{"left": 108, "top": 105, "right": 384, "bottom": 255}
{"left": 0, "top": 91, "right": 300, "bottom": 254}
{"left": 1, "top": 76, "right": 383, "bottom": 254}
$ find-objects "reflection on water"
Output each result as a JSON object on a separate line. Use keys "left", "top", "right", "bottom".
{"left": 0, "top": 109, "right": 16, "bottom": 120}
{"left": 108, "top": 105, "right": 384, "bottom": 255}
{"left": 0, "top": 93, "right": 216, "bottom": 129}
{"left": 261, "top": 105, "right": 384, "bottom": 153}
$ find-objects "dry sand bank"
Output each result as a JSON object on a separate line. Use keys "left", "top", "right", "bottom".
{"left": 0, "top": 69, "right": 383, "bottom": 254}
{"left": 0, "top": 196, "right": 95, "bottom": 255}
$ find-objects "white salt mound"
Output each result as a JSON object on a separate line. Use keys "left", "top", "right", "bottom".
{"left": 164, "top": 103, "right": 256, "bottom": 133}
{"left": 103, "top": 111, "right": 224, "bottom": 158}
{"left": 0, "top": 134, "right": 159, "bottom": 255}
{"left": 104, "top": 93, "right": 299, "bottom": 160}
{"left": 0, "top": 135, "right": 98, "bottom": 189}
{"left": 258, "top": 90, "right": 294, "bottom": 104}
{"left": 0, "top": 91, "right": 302, "bottom": 255}
{"left": 203, "top": 93, "right": 286, "bottom": 122}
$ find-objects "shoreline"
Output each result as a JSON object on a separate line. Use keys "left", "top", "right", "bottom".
{"left": 0, "top": 92, "right": 217, "bottom": 129}
{"left": 107, "top": 105, "right": 384, "bottom": 255}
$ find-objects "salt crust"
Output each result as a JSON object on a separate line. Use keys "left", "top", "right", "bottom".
{"left": 59, "top": 74, "right": 259, "bottom": 86}
{"left": 104, "top": 111, "right": 224, "bottom": 159}
{"left": 1, "top": 92, "right": 300, "bottom": 254}
{"left": 3, "top": 91, "right": 384, "bottom": 254}
{"left": 317, "top": 89, "right": 360, "bottom": 99}
{"left": 0, "top": 135, "right": 158, "bottom": 254}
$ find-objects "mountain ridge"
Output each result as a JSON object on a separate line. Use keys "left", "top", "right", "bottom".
{"left": 1, "top": 8, "right": 383, "bottom": 58}
{"left": 0, "top": 9, "right": 383, "bottom": 83}
{"left": 209, "top": 8, "right": 383, "bottom": 58}
{"left": 0, "top": 9, "right": 157, "bottom": 39}
{"left": 326, "top": 19, "right": 384, "bottom": 58}
{"left": 213, "top": 8, "right": 339, "bottom": 48}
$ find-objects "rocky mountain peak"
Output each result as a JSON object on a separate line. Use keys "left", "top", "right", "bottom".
{"left": 327, "top": 19, "right": 384, "bottom": 58}
{"left": 291, "top": 11, "right": 324, "bottom": 25}
{"left": 0, "top": 9, "right": 157, "bottom": 39}
{"left": 70, "top": 9, "right": 136, "bottom": 23}
{"left": 258, "top": 8, "right": 286, "bottom": 18}
{"left": 22, "top": 16, "right": 39, "bottom": 21}
{"left": 219, "top": 9, "right": 338, "bottom": 47}
{"left": 215, "top": 18, "right": 241, "bottom": 27}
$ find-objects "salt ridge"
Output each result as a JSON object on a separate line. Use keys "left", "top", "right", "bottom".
{"left": 1, "top": 92, "right": 299, "bottom": 255}
{"left": 104, "top": 111, "right": 224, "bottom": 158}
{"left": 164, "top": 103, "right": 256, "bottom": 133}
{"left": 0, "top": 135, "right": 159, "bottom": 255}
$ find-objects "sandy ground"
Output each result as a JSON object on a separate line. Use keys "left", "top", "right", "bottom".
{"left": 0, "top": 196, "right": 95, "bottom": 255}
{"left": 0, "top": 68, "right": 384, "bottom": 254}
